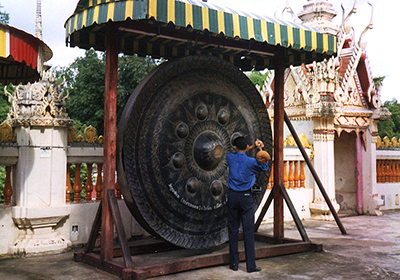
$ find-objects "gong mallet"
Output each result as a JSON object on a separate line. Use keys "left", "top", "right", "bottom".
{"left": 256, "top": 139, "right": 271, "bottom": 164}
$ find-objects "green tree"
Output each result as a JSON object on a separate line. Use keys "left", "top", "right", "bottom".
{"left": 378, "top": 99, "right": 400, "bottom": 139}
{"left": 0, "top": 84, "right": 11, "bottom": 122}
{"left": 0, "top": 4, "right": 9, "bottom": 24}
{"left": 57, "top": 50, "right": 158, "bottom": 135}
{"left": 247, "top": 69, "right": 269, "bottom": 88}
{"left": 60, "top": 49, "right": 106, "bottom": 134}
{"left": 117, "top": 55, "right": 159, "bottom": 113}
{"left": 373, "top": 76, "right": 385, "bottom": 87}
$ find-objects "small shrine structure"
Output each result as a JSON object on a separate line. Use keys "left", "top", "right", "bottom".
{"left": 261, "top": 0, "right": 390, "bottom": 217}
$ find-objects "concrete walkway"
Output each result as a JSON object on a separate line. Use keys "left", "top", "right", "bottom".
{"left": 1, "top": 210, "right": 400, "bottom": 280}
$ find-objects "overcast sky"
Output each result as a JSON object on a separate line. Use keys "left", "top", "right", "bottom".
{"left": 1, "top": 0, "right": 397, "bottom": 102}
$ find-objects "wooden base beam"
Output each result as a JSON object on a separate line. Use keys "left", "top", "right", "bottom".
{"left": 75, "top": 233, "right": 322, "bottom": 280}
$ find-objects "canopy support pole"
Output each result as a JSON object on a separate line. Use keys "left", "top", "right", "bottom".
{"left": 101, "top": 22, "right": 119, "bottom": 261}
{"left": 273, "top": 47, "right": 285, "bottom": 239}
{"left": 283, "top": 111, "right": 347, "bottom": 235}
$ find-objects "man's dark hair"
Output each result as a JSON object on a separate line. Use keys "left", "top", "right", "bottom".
{"left": 233, "top": 136, "right": 248, "bottom": 151}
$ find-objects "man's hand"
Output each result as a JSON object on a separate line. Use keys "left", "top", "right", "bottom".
{"left": 255, "top": 139, "right": 264, "bottom": 149}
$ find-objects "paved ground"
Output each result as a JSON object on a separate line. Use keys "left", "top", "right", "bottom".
{"left": 1, "top": 210, "right": 400, "bottom": 279}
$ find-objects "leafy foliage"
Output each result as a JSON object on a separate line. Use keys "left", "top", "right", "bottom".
{"left": 56, "top": 49, "right": 106, "bottom": 134}
{"left": 0, "top": 4, "right": 9, "bottom": 24}
{"left": 246, "top": 69, "right": 269, "bottom": 88}
{"left": 0, "top": 83, "right": 13, "bottom": 122}
{"left": 378, "top": 99, "right": 400, "bottom": 139}
{"left": 373, "top": 76, "right": 385, "bottom": 86}
{"left": 56, "top": 49, "right": 158, "bottom": 135}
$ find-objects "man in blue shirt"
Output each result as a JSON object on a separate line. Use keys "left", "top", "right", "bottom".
{"left": 226, "top": 136, "right": 269, "bottom": 273}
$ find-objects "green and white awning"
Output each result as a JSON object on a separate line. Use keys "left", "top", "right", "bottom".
{"left": 65, "top": 0, "right": 336, "bottom": 70}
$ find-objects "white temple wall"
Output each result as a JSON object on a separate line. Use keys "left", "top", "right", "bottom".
{"left": 0, "top": 207, "right": 19, "bottom": 255}
{"left": 375, "top": 149, "right": 400, "bottom": 211}
{"left": 13, "top": 126, "right": 67, "bottom": 208}
{"left": 361, "top": 129, "right": 380, "bottom": 215}
{"left": 58, "top": 201, "right": 145, "bottom": 246}
{"left": 375, "top": 184, "right": 400, "bottom": 210}
{"left": 257, "top": 188, "right": 314, "bottom": 223}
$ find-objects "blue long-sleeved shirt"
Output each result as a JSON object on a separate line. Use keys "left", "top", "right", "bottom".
{"left": 226, "top": 151, "right": 269, "bottom": 191}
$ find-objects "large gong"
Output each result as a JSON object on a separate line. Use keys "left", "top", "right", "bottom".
{"left": 117, "top": 56, "right": 272, "bottom": 249}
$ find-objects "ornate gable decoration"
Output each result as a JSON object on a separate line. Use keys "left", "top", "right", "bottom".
{"left": 4, "top": 71, "right": 73, "bottom": 127}
{"left": 262, "top": 0, "right": 385, "bottom": 130}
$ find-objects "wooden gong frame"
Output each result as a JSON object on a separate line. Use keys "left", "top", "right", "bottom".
{"left": 74, "top": 22, "right": 346, "bottom": 280}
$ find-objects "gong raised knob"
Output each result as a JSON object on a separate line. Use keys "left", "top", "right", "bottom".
{"left": 194, "top": 132, "right": 224, "bottom": 171}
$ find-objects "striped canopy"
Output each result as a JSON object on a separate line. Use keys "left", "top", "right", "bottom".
{"left": 65, "top": 0, "right": 336, "bottom": 70}
{"left": 0, "top": 24, "right": 52, "bottom": 85}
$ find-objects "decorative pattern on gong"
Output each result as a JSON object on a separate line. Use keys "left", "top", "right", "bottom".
{"left": 161, "top": 93, "right": 247, "bottom": 211}
{"left": 119, "top": 56, "right": 271, "bottom": 249}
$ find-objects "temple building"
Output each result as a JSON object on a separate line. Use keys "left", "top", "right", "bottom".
{"left": 260, "top": 0, "right": 390, "bottom": 217}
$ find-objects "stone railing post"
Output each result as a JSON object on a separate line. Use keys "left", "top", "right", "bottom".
{"left": 66, "top": 164, "right": 72, "bottom": 203}
{"left": 4, "top": 165, "right": 13, "bottom": 205}
{"left": 283, "top": 161, "right": 288, "bottom": 188}
{"left": 294, "top": 161, "right": 299, "bottom": 188}
{"left": 73, "top": 163, "right": 82, "bottom": 202}
{"left": 300, "top": 161, "right": 306, "bottom": 188}
{"left": 95, "top": 163, "right": 103, "bottom": 200}
{"left": 288, "top": 161, "right": 294, "bottom": 189}
{"left": 85, "top": 163, "right": 94, "bottom": 201}
{"left": 268, "top": 164, "right": 274, "bottom": 190}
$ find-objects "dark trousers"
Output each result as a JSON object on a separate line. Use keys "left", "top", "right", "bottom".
{"left": 227, "top": 189, "right": 256, "bottom": 269}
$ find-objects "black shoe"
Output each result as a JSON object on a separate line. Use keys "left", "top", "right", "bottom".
{"left": 230, "top": 264, "right": 238, "bottom": 271}
{"left": 247, "top": 266, "right": 262, "bottom": 273}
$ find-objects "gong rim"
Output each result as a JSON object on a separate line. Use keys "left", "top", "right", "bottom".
{"left": 117, "top": 56, "right": 272, "bottom": 249}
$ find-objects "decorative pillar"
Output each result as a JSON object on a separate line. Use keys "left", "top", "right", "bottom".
{"left": 4, "top": 71, "right": 73, "bottom": 255}
{"left": 309, "top": 117, "right": 340, "bottom": 218}
{"left": 356, "top": 133, "right": 363, "bottom": 214}
{"left": 362, "top": 115, "right": 386, "bottom": 215}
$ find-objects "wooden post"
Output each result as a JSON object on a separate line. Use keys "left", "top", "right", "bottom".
{"left": 101, "top": 22, "right": 119, "bottom": 262}
{"left": 273, "top": 47, "right": 285, "bottom": 239}
{"left": 284, "top": 111, "right": 347, "bottom": 235}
